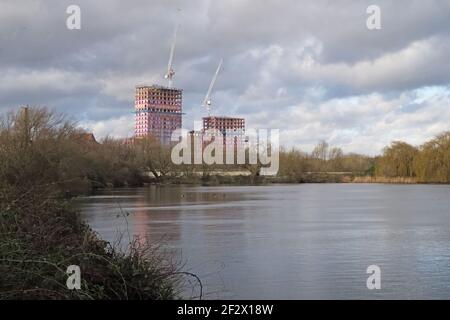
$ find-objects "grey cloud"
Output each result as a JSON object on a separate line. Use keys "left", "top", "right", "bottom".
{"left": 1, "top": 0, "right": 450, "bottom": 153}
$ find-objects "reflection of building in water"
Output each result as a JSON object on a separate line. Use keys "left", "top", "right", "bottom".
{"left": 132, "top": 186, "right": 184, "bottom": 246}
{"left": 133, "top": 200, "right": 150, "bottom": 247}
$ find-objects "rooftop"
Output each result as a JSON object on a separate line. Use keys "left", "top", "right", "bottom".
{"left": 203, "top": 115, "right": 244, "bottom": 120}
{"left": 135, "top": 84, "right": 183, "bottom": 91}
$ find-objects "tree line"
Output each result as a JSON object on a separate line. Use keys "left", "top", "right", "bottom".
{"left": 1, "top": 106, "right": 449, "bottom": 189}
{"left": 278, "top": 140, "right": 374, "bottom": 182}
{"left": 374, "top": 133, "right": 450, "bottom": 183}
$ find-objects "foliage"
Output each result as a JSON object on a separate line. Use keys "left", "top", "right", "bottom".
{"left": 374, "top": 141, "right": 418, "bottom": 178}
{"left": 0, "top": 107, "right": 183, "bottom": 299}
{"left": 371, "top": 133, "right": 450, "bottom": 183}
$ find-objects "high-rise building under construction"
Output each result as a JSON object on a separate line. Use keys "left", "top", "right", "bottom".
{"left": 134, "top": 85, "right": 182, "bottom": 144}
{"left": 202, "top": 116, "right": 245, "bottom": 145}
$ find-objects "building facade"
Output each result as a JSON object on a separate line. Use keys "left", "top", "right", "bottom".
{"left": 134, "top": 85, "right": 182, "bottom": 145}
{"left": 202, "top": 116, "right": 246, "bottom": 146}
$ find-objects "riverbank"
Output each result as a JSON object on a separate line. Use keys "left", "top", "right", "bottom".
{"left": 352, "top": 176, "right": 417, "bottom": 184}
{"left": 0, "top": 108, "right": 183, "bottom": 299}
{"left": 145, "top": 173, "right": 432, "bottom": 186}
{"left": 0, "top": 187, "right": 181, "bottom": 299}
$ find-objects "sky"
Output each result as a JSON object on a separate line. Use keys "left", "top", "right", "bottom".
{"left": 1, "top": 0, "right": 450, "bottom": 155}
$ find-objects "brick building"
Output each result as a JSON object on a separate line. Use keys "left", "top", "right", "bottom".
{"left": 134, "top": 85, "right": 182, "bottom": 145}
{"left": 202, "top": 116, "right": 246, "bottom": 146}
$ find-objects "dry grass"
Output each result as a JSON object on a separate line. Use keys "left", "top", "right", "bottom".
{"left": 352, "top": 176, "right": 417, "bottom": 184}
{"left": 0, "top": 185, "right": 187, "bottom": 300}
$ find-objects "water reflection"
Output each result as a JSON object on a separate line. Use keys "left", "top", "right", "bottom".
{"left": 78, "top": 184, "right": 450, "bottom": 299}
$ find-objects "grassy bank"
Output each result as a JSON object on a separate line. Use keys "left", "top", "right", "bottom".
{"left": 0, "top": 189, "right": 180, "bottom": 299}
{"left": 0, "top": 107, "right": 187, "bottom": 299}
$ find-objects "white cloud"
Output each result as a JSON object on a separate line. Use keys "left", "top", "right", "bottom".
{"left": 0, "top": 68, "right": 93, "bottom": 94}
{"left": 81, "top": 115, "right": 134, "bottom": 139}
{"left": 300, "top": 37, "right": 450, "bottom": 92}
{"left": 249, "top": 87, "right": 450, "bottom": 155}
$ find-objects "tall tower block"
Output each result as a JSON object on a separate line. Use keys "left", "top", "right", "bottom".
{"left": 134, "top": 85, "right": 182, "bottom": 144}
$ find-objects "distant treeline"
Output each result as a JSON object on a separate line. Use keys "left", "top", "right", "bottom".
{"left": 277, "top": 141, "right": 374, "bottom": 182}
{"left": 1, "top": 106, "right": 449, "bottom": 189}
{"left": 374, "top": 134, "right": 450, "bottom": 183}
{"left": 277, "top": 134, "right": 450, "bottom": 184}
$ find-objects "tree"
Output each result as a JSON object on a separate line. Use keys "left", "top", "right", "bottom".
{"left": 312, "top": 140, "right": 329, "bottom": 161}
{"left": 375, "top": 141, "right": 418, "bottom": 177}
{"left": 414, "top": 132, "right": 450, "bottom": 183}
{"left": 136, "top": 136, "right": 173, "bottom": 180}
{"left": 328, "top": 147, "right": 344, "bottom": 172}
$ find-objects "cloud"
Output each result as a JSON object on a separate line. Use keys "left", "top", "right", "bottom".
{"left": 297, "top": 37, "right": 450, "bottom": 94}
{"left": 80, "top": 114, "right": 135, "bottom": 139}
{"left": 250, "top": 86, "right": 450, "bottom": 155}
{"left": 1, "top": 0, "right": 450, "bottom": 154}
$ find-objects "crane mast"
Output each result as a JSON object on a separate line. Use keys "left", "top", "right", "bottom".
{"left": 165, "top": 23, "right": 179, "bottom": 88}
{"left": 202, "top": 59, "right": 223, "bottom": 116}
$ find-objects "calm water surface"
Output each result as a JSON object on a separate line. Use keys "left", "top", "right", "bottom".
{"left": 77, "top": 184, "right": 450, "bottom": 299}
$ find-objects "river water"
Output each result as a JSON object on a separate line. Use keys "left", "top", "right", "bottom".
{"left": 77, "top": 184, "right": 450, "bottom": 299}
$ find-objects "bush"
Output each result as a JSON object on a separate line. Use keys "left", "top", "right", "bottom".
{"left": 0, "top": 188, "right": 180, "bottom": 299}
{"left": 0, "top": 107, "right": 186, "bottom": 299}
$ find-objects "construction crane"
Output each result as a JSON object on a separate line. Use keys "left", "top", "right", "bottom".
{"left": 202, "top": 59, "right": 223, "bottom": 116}
{"left": 165, "top": 23, "right": 179, "bottom": 88}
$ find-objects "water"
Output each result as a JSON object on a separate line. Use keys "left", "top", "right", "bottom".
{"left": 77, "top": 184, "right": 450, "bottom": 299}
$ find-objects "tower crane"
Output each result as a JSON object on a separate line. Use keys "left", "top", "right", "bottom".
{"left": 202, "top": 59, "right": 223, "bottom": 116}
{"left": 165, "top": 23, "right": 179, "bottom": 88}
